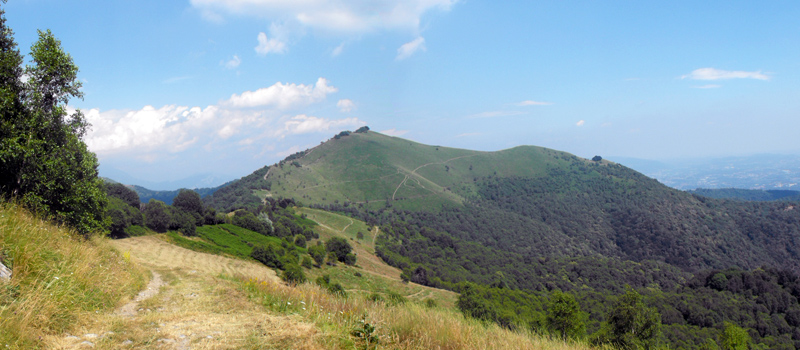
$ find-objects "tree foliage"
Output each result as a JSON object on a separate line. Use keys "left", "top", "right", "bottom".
{"left": 104, "top": 182, "right": 140, "bottom": 208}
{"left": 719, "top": 321, "right": 750, "bottom": 350}
{"left": 594, "top": 288, "right": 661, "bottom": 350}
{"left": 0, "top": 17, "right": 106, "bottom": 235}
{"left": 143, "top": 199, "right": 171, "bottom": 233}
{"left": 546, "top": 290, "right": 586, "bottom": 340}
{"left": 325, "top": 237, "right": 354, "bottom": 263}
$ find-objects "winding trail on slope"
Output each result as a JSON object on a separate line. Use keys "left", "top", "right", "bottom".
{"left": 391, "top": 154, "right": 480, "bottom": 200}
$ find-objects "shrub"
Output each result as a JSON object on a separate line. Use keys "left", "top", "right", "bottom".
{"left": 281, "top": 263, "right": 306, "bottom": 284}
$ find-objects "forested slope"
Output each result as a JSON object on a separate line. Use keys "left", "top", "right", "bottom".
{"left": 206, "top": 130, "right": 800, "bottom": 348}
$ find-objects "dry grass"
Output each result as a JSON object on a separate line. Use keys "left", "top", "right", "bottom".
{"left": 0, "top": 203, "right": 146, "bottom": 348}
{"left": 110, "top": 235, "right": 279, "bottom": 281}
{"left": 239, "top": 277, "right": 600, "bottom": 350}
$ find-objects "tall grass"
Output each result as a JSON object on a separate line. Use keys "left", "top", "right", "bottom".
{"left": 0, "top": 203, "right": 145, "bottom": 348}
{"left": 238, "top": 277, "right": 602, "bottom": 350}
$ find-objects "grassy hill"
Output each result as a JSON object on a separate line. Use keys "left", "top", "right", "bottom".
{"left": 205, "top": 130, "right": 593, "bottom": 213}
{"left": 203, "top": 130, "right": 800, "bottom": 348}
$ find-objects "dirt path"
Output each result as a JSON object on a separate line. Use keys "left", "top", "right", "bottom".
{"left": 116, "top": 271, "right": 164, "bottom": 317}
{"left": 391, "top": 154, "right": 479, "bottom": 200}
{"left": 49, "top": 236, "right": 322, "bottom": 350}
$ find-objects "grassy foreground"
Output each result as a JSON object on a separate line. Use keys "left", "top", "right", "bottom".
{"left": 0, "top": 204, "right": 601, "bottom": 349}
{"left": 237, "top": 276, "right": 599, "bottom": 350}
{"left": 0, "top": 203, "right": 146, "bottom": 348}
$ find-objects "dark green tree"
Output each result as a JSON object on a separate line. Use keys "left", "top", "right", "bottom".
{"left": 172, "top": 189, "right": 204, "bottom": 225}
{"left": 143, "top": 199, "right": 171, "bottom": 233}
{"left": 325, "top": 236, "right": 353, "bottom": 262}
{"left": 546, "top": 290, "right": 586, "bottom": 340}
{"left": 0, "top": 20, "right": 106, "bottom": 235}
{"left": 594, "top": 287, "right": 661, "bottom": 350}
{"left": 104, "top": 182, "right": 140, "bottom": 208}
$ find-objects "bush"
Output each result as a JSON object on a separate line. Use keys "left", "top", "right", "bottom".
{"left": 281, "top": 263, "right": 306, "bottom": 284}
{"left": 251, "top": 243, "right": 285, "bottom": 269}
{"left": 308, "top": 244, "right": 326, "bottom": 266}
{"left": 344, "top": 253, "right": 357, "bottom": 266}
{"left": 325, "top": 237, "right": 353, "bottom": 262}
{"left": 301, "top": 256, "right": 313, "bottom": 269}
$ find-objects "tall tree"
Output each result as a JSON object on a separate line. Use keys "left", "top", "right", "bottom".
{"left": 0, "top": 14, "right": 106, "bottom": 235}
{"left": 594, "top": 287, "right": 662, "bottom": 350}
{"left": 719, "top": 322, "right": 750, "bottom": 350}
{"left": 546, "top": 290, "right": 585, "bottom": 340}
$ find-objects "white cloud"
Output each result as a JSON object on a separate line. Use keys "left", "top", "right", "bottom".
{"left": 516, "top": 100, "right": 552, "bottom": 106}
{"left": 84, "top": 105, "right": 217, "bottom": 155}
{"left": 223, "top": 55, "right": 241, "bottom": 69}
{"left": 396, "top": 37, "right": 426, "bottom": 60}
{"left": 282, "top": 114, "right": 364, "bottom": 135}
{"left": 692, "top": 84, "right": 721, "bottom": 89}
{"left": 469, "top": 111, "right": 525, "bottom": 118}
{"left": 380, "top": 128, "right": 409, "bottom": 136}
{"left": 576, "top": 120, "right": 585, "bottom": 127}
{"left": 332, "top": 42, "right": 345, "bottom": 57}
{"left": 255, "top": 32, "right": 287, "bottom": 55}
{"left": 681, "top": 68, "right": 770, "bottom": 81}
{"left": 456, "top": 132, "right": 480, "bottom": 137}
{"left": 84, "top": 78, "right": 364, "bottom": 162}
{"left": 337, "top": 99, "right": 355, "bottom": 112}
{"left": 191, "top": 0, "right": 458, "bottom": 34}
{"left": 224, "top": 77, "right": 337, "bottom": 109}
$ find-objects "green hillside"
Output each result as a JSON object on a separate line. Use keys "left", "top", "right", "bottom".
{"left": 206, "top": 130, "right": 586, "bottom": 212}
{"left": 204, "top": 129, "right": 800, "bottom": 348}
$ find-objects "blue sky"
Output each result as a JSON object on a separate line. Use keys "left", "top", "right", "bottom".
{"left": 7, "top": 1, "right": 800, "bottom": 188}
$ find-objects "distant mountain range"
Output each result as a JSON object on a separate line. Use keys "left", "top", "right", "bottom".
{"left": 611, "top": 154, "right": 800, "bottom": 191}
{"left": 98, "top": 165, "right": 234, "bottom": 191}
{"left": 101, "top": 178, "right": 226, "bottom": 205}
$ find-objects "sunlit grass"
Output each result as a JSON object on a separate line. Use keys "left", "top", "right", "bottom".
{"left": 0, "top": 203, "right": 146, "bottom": 348}
{"left": 237, "top": 276, "right": 602, "bottom": 350}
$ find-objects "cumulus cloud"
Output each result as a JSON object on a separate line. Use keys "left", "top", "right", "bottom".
{"left": 223, "top": 55, "right": 241, "bottom": 69}
{"left": 255, "top": 32, "right": 287, "bottom": 55}
{"left": 282, "top": 114, "right": 364, "bottom": 135}
{"left": 396, "top": 37, "right": 426, "bottom": 60}
{"left": 224, "top": 78, "right": 337, "bottom": 109}
{"left": 516, "top": 100, "right": 552, "bottom": 106}
{"left": 190, "top": 0, "right": 458, "bottom": 34}
{"left": 84, "top": 105, "right": 217, "bottom": 155}
{"left": 380, "top": 128, "right": 409, "bottom": 136}
{"left": 576, "top": 120, "right": 585, "bottom": 127}
{"left": 681, "top": 68, "right": 770, "bottom": 81}
{"left": 337, "top": 99, "right": 355, "bottom": 112}
{"left": 84, "top": 78, "right": 365, "bottom": 162}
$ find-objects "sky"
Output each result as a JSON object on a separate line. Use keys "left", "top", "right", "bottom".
{"left": 7, "top": 1, "right": 800, "bottom": 188}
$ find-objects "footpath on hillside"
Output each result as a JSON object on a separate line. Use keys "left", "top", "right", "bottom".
{"left": 49, "top": 236, "right": 322, "bottom": 350}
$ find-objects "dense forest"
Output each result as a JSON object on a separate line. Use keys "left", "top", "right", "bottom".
{"left": 303, "top": 145, "right": 800, "bottom": 348}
